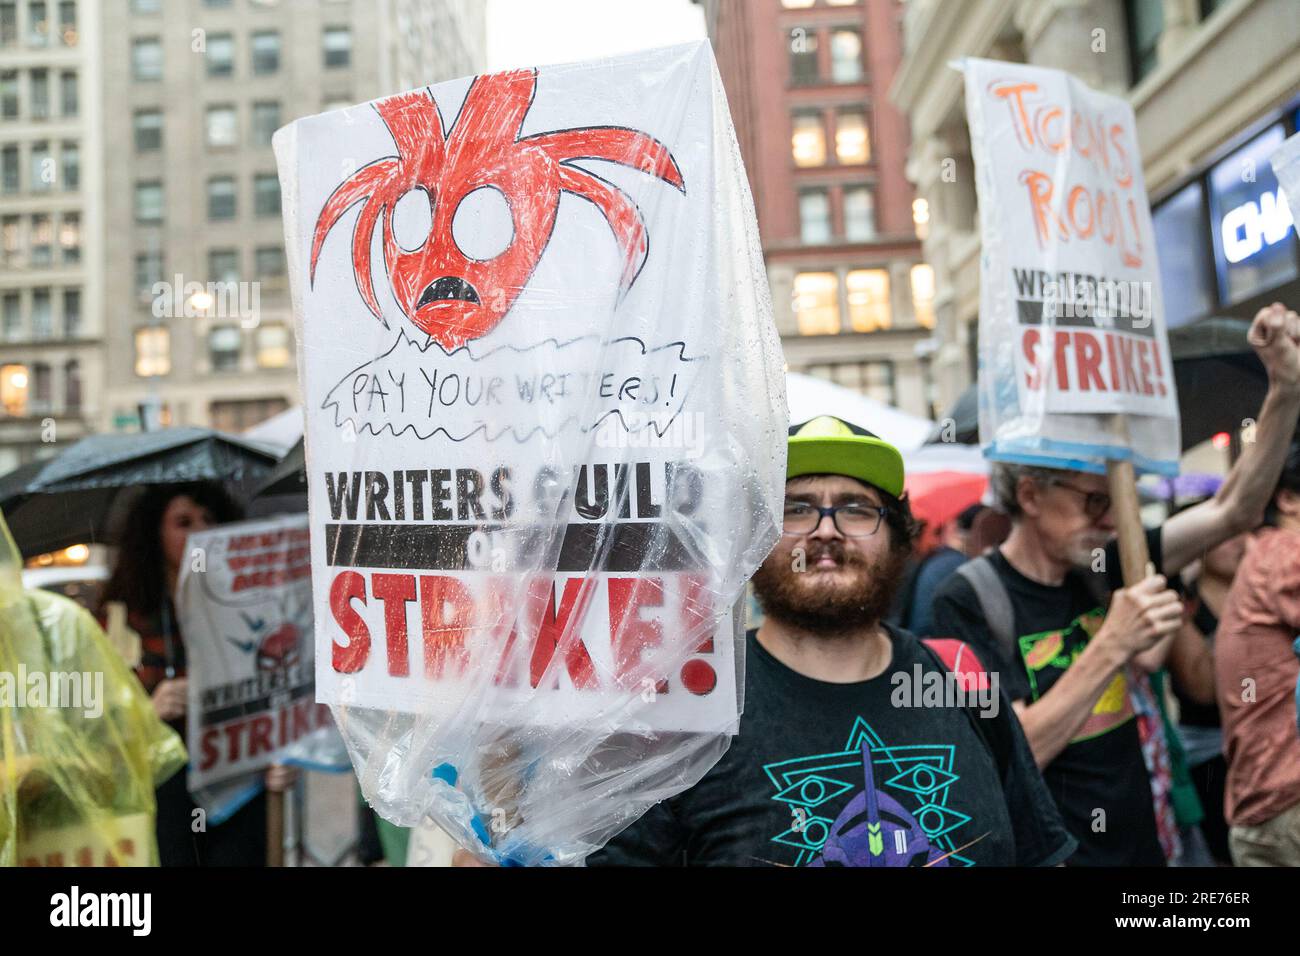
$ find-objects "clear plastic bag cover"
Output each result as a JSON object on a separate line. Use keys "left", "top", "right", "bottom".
{"left": 1271, "top": 130, "right": 1300, "bottom": 224}
{"left": 960, "top": 58, "right": 1181, "bottom": 476}
{"left": 0, "top": 511, "right": 186, "bottom": 866}
{"left": 274, "top": 42, "right": 786, "bottom": 865}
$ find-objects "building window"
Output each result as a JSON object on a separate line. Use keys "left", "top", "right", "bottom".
{"left": 60, "top": 139, "right": 77, "bottom": 190}
{"left": 132, "top": 37, "right": 162, "bottom": 81}
{"left": 794, "top": 271, "right": 839, "bottom": 335}
{"left": 1125, "top": 0, "right": 1164, "bottom": 84}
{"left": 32, "top": 288, "right": 51, "bottom": 338}
{"left": 30, "top": 68, "right": 48, "bottom": 118}
{"left": 62, "top": 288, "right": 79, "bottom": 336}
{"left": 31, "top": 361, "right": 51, "bottom": 409}
{"left": 256, "top": 324, "right": 291, "bottom": 368}
{"left": 847, "top": 268, "right": 890, "bottom": 331}
{"left": 135, "top": 181, "right": 163, "bottom": 222}
{"left": 59, "top": 211, "right": 78, "bottom": 262}
{"left": 208, "top": 176, "right": 236, "bottom": 219}
{"left": 30, "top": 213, "right": 51, "bottom": 264}
{"left": 255, "top": 245, "right": 284, "bottom": 276}
{"left": 209, "top": 248, "right": 239, "bottom": 284}
{"left": 135, "top": 250, "right": 163, "bottom": 294}
{"left": 252, "top": 101, "right": 280, "bottom": 146}
{"left": 27, "top": 0, "right": 48, "bottom": 46}
{"left": 323, "top": 27, "right": 351, "bottom": 68}
{"left": 57, "top": 0, "right": 73, "bottom": 45}
{"left": 209, "top": 324, "right": 242, "bottom": 371}
{"left": 911, "top": 264, "right": 935, "bottom": 329}
{"left": 135, "top": 326, "right": 170, "bottom": 377}
{"left": 207, "top": 33, "right": 234, "bottom": 78}
{"left": 912, "top": 197, "right": 930, "bottom": 240}
{"left": 799, "top": 189, "right": 831, "bottom": 245}
{"left": 2, "top": 292, "right": 20, "bottom": 339}
{"left": 829, "top": 28, "right": 863, "bottom": 83}
{"left": 844, "top": 186, "right": 875, "bottom": 241}
{"left": 1, "top": 145, "right": 18, "bottom": 192}
{"left": 60, "top": 69, "right": 76, "bottom": 115}
{"left": 131, "top": 0, "right": 161, "bottom": 13}
{"left": 134, "top": 109, "right": 162, "bottom": 151}
{"left": 789, "top": 27, "right": 818, "bottom": 85}
{"left": 0, "top": 71, "right": 16, "bottom": 119}
{"left": 0, "top": 363, "right": 29, "bottom": 414}
{"left": 254, "top": 173, "right": 280, "bottom": 216}
{"left": 30, "top": 140, "right": 51, "bottom": 190}
{"left": 64, "top": 358, "right": 80, "bottom": 410}
{"left": 252, "top": 31, "right": 280, "bottom": 75}
{"left": 0, "top": 3, "right": 15, "bottom": 46}
{"left": 780, "top": 0, "right": 814, "bottom": 7}
{"left": 805, "top": 360, "right": 896, "bottom": 405}
{"left": 791, "top": 111, "right": 826, "bottom": 167}
{"left": 835, "top": 109, "right": 869, "bottom": 164}
{"left": 1, "top": 215, "right": 17, "bottom": 264}
{"left": 206, "top": 104, "right": 237, "bottom": 147}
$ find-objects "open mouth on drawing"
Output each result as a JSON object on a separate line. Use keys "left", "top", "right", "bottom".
{"left": 416, "top": 276, "right": 481, "bottom": 308}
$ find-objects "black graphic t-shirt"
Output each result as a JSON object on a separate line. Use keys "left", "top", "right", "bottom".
{"left": 590, "top": 626, "right": 1074, "bottom": 867}
{"left": 930, "top": 531, "right": 1165, "bottom": 867}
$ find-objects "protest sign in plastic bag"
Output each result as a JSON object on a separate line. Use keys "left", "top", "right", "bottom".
{"left": 0, "top": 510, "right": 186, "bottom": 867}
{"left": 961, "top": 58, "right": 1181, "bottom": 475}
{"left": 274, "top": 41, "right": 786, "bottom": 864}
{"left": 175, "top": 514, "right": 347, "bottom": 822}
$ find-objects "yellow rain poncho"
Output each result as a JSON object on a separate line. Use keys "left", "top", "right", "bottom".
{"left": 0, "top": 510, "right": 186, "bottom": 866}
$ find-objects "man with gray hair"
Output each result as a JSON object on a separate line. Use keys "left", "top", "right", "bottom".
{"left": 933, "top": 302, "right": 1300, "bottom": 866}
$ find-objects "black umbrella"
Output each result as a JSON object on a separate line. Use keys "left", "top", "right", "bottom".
{"left": 0, "top": 427, "right": 281, "bottom": 557}
{"left": 247, "top": 437, "right": 308, "bottom": 518}
{"left": 925, "top": 318, "right": 1266, "bottom": 452}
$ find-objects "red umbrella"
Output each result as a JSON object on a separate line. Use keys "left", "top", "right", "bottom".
{"left": 905, "top": 471, "right": 988, "bottom": 555}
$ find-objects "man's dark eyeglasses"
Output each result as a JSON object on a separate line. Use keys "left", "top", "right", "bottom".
{"left": 1051, "top": 480, "right": 1112, "bottom": 520}
{"left": 782, "top": 501, "right": 888, "bottom": 537}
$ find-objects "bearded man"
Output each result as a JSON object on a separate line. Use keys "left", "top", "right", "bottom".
{"left": 581, "top": 417, "right": 1075, "bottom": 867}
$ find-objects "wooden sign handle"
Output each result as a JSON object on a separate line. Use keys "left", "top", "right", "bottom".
{"left": 266, "top": 789, "right": 285, "bottom": 867}
{"left": 1106, "top": 457, "right": 1150, "bottom": 587}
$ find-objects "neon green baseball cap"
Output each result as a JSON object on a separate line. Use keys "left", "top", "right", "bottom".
{"left": 787, "top": 416, "right": 905, "bottom": 499}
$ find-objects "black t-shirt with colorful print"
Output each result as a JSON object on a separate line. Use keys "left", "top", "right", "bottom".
{"left": 930, "top": 531, "right": 1166, "bottom": 867}
{"left": 590, "top": 626, "right": 1074, "bottom": 867}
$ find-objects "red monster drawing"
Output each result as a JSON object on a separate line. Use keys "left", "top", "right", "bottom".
{"left": 310, "top": 69, "right": 687, "bottom": 351}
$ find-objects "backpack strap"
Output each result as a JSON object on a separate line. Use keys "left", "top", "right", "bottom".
{"left": 954, "top": 555, "right": 1017, "bottom": 663}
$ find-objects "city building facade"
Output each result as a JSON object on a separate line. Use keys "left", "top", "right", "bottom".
{"left": 892, "top": 0, "right": 1300, "bottom": 413}
{"left": 696, "top": 0, "right": 936, "bottom": 418}
{"left": 96, "top": 0, "right": 485, "bottom": 438}
{"left": 0, "top": 0, "right": 104, "bottom": 473}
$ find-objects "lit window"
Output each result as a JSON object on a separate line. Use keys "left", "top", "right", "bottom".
{"left": 781, "top": 0, "right": 814, "bottom": 7}
{"left": 844, "top": 186, "right": 875, "bottom": 241}
{"left": 836, "top": 109, "right": 869, "bottom": 164}
{"left": 847, "top": 269, "right": 890, "bottom": 331}
{"left": 800, "top": 190, "right": 831, "bottom": 245}
{"left": 1, "top": 363, "right": 29, "bottom": 414}
{"left": 794, "top": 272, "right": 839, "bottom": 335}
{"left": 57, "top": 0, "right": 74, "bottom": 46}
{"left": 31, "top": 213, "right": 51, "bottom": 264}
{"left": 256, "top": 324, "right": 291, "bottom": 368}
{"left": 791, "top": 112, "right": 826, "bottom": 167}
{"left": 206, "top": 105, "right": 237, "bottom": 147}
{"left": 911, "top": 264, "right": 935, "bottom": 329}
{"left": 912, "top": 197, "right": 930, "bottom": 240}
{"left": 135, "top": 326, "right": 170, "bottom": 377}
{"left": 830, "top": 29, "right": 863, "bottom": 83}
{"left": 59, "top": 211, "right": 79, "bottom": 262}
{"left": 27, "top": 0, "right": 47, "bottom": 46}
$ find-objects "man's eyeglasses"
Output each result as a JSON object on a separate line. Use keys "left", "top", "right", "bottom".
{"left": 1051, "top": 480, "right": 1112, "bottom": 520}
{"left": 782, "top": 501, "right": 888, "bottom": 537}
